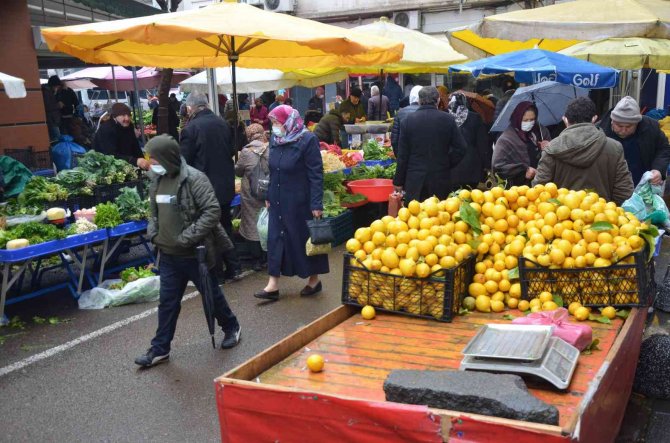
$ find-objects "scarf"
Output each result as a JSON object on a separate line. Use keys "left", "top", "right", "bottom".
{"left": 268, "top": 105, "right": 307, "bottom": 145}
{"left": 510, "top": 101, "right": 542, "bottom": 143}
{"left": 448, "top": 93, "right": 469, "bottom": 127}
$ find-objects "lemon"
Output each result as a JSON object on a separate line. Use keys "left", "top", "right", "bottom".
{"left": 468, "top": 282, "right": 486, "bottom": 297}
{"left": 491, "top": 300, "right": 505, "bottom": 312}
{"left": 361, "top": 305, "right": 376, "bottom": 320}
{"left": 574, "top": 306, "right": 590, "bottom": 321}
{"left": 509, "top": 283, "right": 522, "bottom": 299}
{"left": 462, "top": 296, "right": 476, "bottom": 311}
{"left": 507, "top": 297, "right": 519, "bottom": 309}
{"left": 518, "top": 300, "right": 530, "bottom": 312}
{"left": 306, "top": 354, "right": 325, "bottom": 372}
{"left": 529, "top": 298, "right": 542, "bottom": 309}
{"left": 475, "top": 295, "right": 491, "bottom": 313}
{"left": 568, "top": 301, "right": 582, "bottom": 315}
{"left": 542, "top": 301, "right": 559, "bottom": 311}
{"left": 601, "top": 306, "right": 616, "bottom": 320}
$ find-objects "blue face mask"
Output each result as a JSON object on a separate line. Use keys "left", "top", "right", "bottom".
{"left": 150, "top": 164, "right": 167, "bottom": 176}
{"left": 272, "top": 126, "right": 285, "bottom": 138}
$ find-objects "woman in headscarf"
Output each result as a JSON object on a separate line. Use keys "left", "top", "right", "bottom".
{"left": 492, "top": 101, "right": 551, "bottom": 187}
{"left": 235, "top": 124, "right": 270, "bottom": 271}
{"left": 437, "top": 85, "right": 450, "bottom": 111}
{"left": 448, "top": 92, "right": 492, "bottom": 190}
{"left": 367, "top": 85, "right": 390, "bottom": 121}
{"left": 224, "top": 109, "right": 249, "bottom": 153}
{"left": 254, "top": 105, "right": 329, "bottom": 302}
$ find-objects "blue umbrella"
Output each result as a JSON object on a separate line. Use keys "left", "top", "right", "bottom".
{"left": 449, "top": 49, "right": 619, "bottom": 89}
{"left": 490, "top": 81, "right": 589, "bottom": 132}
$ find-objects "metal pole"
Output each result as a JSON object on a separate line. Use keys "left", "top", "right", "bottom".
{"left": 111, "top": 66, "right": 118, "bottom": 102}
{"left": 132, "top": 67, "right": 146, "bottom": 145}
{"left": 230, "top": 36, "right": 239, "bottom": 162}
{"left": 207, "top": 68, "right": 219, "bottom": 116}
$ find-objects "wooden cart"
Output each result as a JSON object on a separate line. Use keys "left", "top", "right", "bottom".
{"left": 215, "top": 304, "right": 646, "bottom": 442}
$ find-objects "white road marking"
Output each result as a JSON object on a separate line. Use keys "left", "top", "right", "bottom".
{"left": 0, "top": 291, "right": 199, "bottom": 378}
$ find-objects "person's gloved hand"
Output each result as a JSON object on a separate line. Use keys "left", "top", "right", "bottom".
{"left": 650, "top": 169, "right": 663, "bottom": 185}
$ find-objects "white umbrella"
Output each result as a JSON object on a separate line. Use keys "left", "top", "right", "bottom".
{"left": 0, "top": 72, "right": 26, "bottom": 99}
{"left": 491, "top": 81, "right": 589, "bottom": 132}
{"left": 179, "top": 67, "right": 347, "bottom": 94}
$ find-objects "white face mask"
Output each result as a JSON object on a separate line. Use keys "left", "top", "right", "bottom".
{"left": 150, "top": 164, "right": 167, "bottom": 175}
{"left": 272, "top": 126, "right": 285, "bottom": 137}
{"left": 521, "top": 121, "right": 535, "bottom": 132}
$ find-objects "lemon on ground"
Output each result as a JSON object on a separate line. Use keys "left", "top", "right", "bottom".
{"left": 601, "top": 306, "right": 616, "bottom": 319}
{"left": 361, "top": 305, "right": 376, "bottom": 320}
{"left": 568, "top": 301, "right": 582, "bottom": 315}
{"left": 574, "top": 306, "right": 590, "bottom": 321}
{"left": 306, "top": 354, "right": 325, "bottom": 372}
{"left": 517, "top": 300, "right": 530, "bottom": 311}
{"left": 475, "top": 295, "right": 491, "bottom": 312}
{"left": 491, "top": 300, "right": 505, "bottom": 312}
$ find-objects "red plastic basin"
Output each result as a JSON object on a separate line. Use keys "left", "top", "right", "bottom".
{"left": 346, "top": 179, "right": 394, "bottom": 203}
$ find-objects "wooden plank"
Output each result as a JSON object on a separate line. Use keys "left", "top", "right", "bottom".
{"left": 221, "top": 304, "right": 356, "bottom": 381}
{"left": 0, "top": 124, "right": 50, "bottom": 152}
{"left": 0, "top": 92, "right": 47, "bottom": 126}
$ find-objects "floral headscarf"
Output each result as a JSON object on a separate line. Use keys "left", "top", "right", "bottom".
{"left": 448, "top": 93, "right": 469, "bottom": 127}
{"left": 245, "top": 123, "right": 267, "bottom": 143}
{"left": 268, "top": 105, "right": 307, "bottom": 145}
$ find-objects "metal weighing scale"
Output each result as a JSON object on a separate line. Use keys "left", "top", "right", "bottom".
{"left": 459, "top": 324, "right": 580, "bottom": 390}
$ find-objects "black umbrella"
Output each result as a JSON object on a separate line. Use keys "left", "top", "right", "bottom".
{"left": 196, "top": 245, "right": 216, "bottom": 349}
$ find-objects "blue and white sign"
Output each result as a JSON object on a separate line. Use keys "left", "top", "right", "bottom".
{"left": 449, "top": 49, "right": 619, "bottom": 89}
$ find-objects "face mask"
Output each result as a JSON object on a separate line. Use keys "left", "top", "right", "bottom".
{"left": 272, "top": 126, "right": 285, "bottom": 137}
{"left": 150, "top": 164, "right": 167, "bottom": 175}
{"left": 521, "top": 121, "right": 535, "bottom": 132}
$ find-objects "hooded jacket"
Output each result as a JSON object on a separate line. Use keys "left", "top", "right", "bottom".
{"left": 147, "top": 135, "right": 233, "bottom": 269}
{"left": 533, "top": 123, "right": 634, "bottom": 205}
{"left": 390, "top": 85, "right": 422, "bottom": 156}
{"left": 313, "top": 109, "right": 345, "bottom": 145}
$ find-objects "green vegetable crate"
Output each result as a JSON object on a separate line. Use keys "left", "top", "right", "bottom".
{"left": 324, "top": 210, "right": 353, "bottom": 247}
{"left": 94, "top": 180, "right": 146, "bottom": 205}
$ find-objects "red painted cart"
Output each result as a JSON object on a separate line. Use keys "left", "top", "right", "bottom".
{"left": 215, "top": 304, "right": 646, "bottom": 442}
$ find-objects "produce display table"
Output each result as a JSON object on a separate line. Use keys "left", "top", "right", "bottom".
{"left": 97, "top": 221, "right": 155, "bottom": 285}
{"left": 0, "top": 229, "right": 108, "bottom": 325}
{"left": 216, "top": 304, "right": 646, "bottom": 442}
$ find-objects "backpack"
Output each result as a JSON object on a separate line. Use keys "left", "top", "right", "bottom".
{"left": 248, "top": 146, "right": 270, "bottom": 201}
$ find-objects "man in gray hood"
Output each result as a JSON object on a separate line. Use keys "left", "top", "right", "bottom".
{"left": 135, "top": 134, "right": 241, "bottom": 368}
{"left": 533, "top": 97, "right": 633, "bottom": 205}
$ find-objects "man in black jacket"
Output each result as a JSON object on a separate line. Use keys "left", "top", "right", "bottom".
{"left": 180, "top": 92, "right": 241, "bottom": 281}
{"left": 390, "top": 85, "right": 422, "bottom": 156}
{"left": 599, "top": 96, "right": 670, "bottom": 186}
{"left": 393, "top": 86, "right": 466, "bottom": 202}
{"left": 93, "top": 103, "right": 150, "bottom": 170}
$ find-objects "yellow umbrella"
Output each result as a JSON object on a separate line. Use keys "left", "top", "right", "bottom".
{"left": 448, "top": 29, "right": 579, "bottom": 60}
{"left": 476, "top": 0, "right": 670, "bottom": 41}
{"left": 40, "top": 2, "right": 403, "bottom": 70}
{"left": 348, "top": 17, "right": 467, "bottom": 73}
{"left": 559, "top": 38, "right": 670, "bottom": 70}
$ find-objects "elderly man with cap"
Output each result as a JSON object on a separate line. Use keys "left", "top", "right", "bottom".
{"left": 180, "top": 92, "right": 242, "bottom": 282}
{"left": 338, "top": 87, "right": 367, "bottom": 124}
{"left": 600, "top": 96, "right": 670, "bottom": 186}
{"left": 92, "top": 103, "right": 150, "bottom": 170}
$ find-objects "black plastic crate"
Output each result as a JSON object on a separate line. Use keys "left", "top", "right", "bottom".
{"left": 31, "top": 150, "right": 54, "bottom": 171}
{"left": 325, "top": 210, "right": 354, "bottom": 247}
{"left": 341, "top": 253, "right": 475, "bottom": 322}
{"left": 66, "top": 194, "right": 97, "bottom": 211}
{"left": 519, "top": 250, "right": 655, "bottom": 308}
{"left": 94, "top": 180, "right": 145, "bottom": 204}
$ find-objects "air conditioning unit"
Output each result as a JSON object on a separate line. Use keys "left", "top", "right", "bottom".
{"left": 242, "top": 0, "right": 263, "bottom": 5}
{"left": 263, "top": 0, "right": 294, "bottom": 13}
{"left": 393, "top": 11, "right": 420, "bottom": 30}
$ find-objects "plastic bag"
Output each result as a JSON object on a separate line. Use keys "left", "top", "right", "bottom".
{"left": 388, "top": 191, "right": 403, "bottom": 217}
{"left": 512, "top": 308, "right": 593, "bottom": 351}
{"left": 51, "top": 135, "right": 87, "bottom": 171}
{"left": 622, "top": 171, "right": 670, "bottom": 225}
{"left": 306, "top": 238, "right": 332, "bottom": 256}
{"left": 257, "top": 207, "right": 269, "bottom": 252}
{"left": 78, "top": 276, "right": 160, "bottom": 309}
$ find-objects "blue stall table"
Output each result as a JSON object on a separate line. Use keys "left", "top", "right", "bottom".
{"left": 97, "top": 221, "right": 155, "bottom": 284}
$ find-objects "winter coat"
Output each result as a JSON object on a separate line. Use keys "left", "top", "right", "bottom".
{"left": 599, "top": 112, "right": 670, "bottom": 180}
{"left": 180, "top": 108, "right": 236, "bottom": 207}
{"left": 533, "top": 123, "right": 634, "bottom": 205}
{"left": 92, "top": 119, "right": 143, "bottom": 165}
{"left": 390, "top": 103, "right": 419, "bottom": 156}
{"left": 338, "top": 98, "right": 366, "bottom": 124}
{"left": 267, "top": 132, "right": 329, "bottom": 278}
{"left": 492, "top": 125, "right": 551, "bottom": 187}
{"left": 451, "top": 111, "right": 493, "bottom": 188}
{"left": 383, "top": 77, "right": 403, "bottom": 114}
{"left": 250, "top": 105, "right": 270, "bottom": 131}
{"left": 151, "top": 105, "right": 179, "bottom": 140}
{"left": 234, "top": 140, "right": 269, "bottom": 241}
{"left": 308, "top": 95, "right": 324, "bottom": 114}
{"left": 313, "top": 109, "right": 345, "bottom": 145}
{"left": 147, "top": 160, "right": 234, "bottom": 270}
{"left": 393, "top": 105, "right": 467, "bottom": 202}
{"left": 368, "top": 95, "right": 390, "bottom": 122}
{"left": 41, "top": 85, "right": 61, "bottom": 128}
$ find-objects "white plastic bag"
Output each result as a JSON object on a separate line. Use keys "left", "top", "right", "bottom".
{"left": 622, "top": 171, "right": 670, "bottom": 226}
{"left": 257, "top": 207, "right": 269, "bottom": 252}
{"left": 78, "top": 276, "right": 160, "bottom": 309}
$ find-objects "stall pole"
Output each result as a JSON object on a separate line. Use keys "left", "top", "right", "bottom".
{"left": 132, "top": 67, "right": 146, "bottom": 145}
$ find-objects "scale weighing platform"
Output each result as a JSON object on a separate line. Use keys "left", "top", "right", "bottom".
{"left": 459, "top": 324, "right": 580, "bottom": 390}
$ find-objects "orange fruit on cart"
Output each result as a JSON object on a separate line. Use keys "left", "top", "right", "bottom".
{"left": 306, "top": 354, "right": 325, "bottom": 373}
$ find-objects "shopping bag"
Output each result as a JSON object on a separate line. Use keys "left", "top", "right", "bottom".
{"left": 512, "top": 308, "right": 592, "bottom": 351}
{"left": 388, "top": 191, "right": 403, "bottom": 217}
{"left": 306, "top": 217, "right": 334, "bottom": 245}
{"left": 51, "top": 135, "right": 87, "bottom": 171}
{"left": 257, "top": 207, "right": 269, "bottom": 252}
{"left": 306, "top": 238, "right": 332, "bottom": 256}
{"left": 78, "top": 276, "right": 160, "bottom": 309}
{"left": 622, "top": 171, "right": 670, "bottom": 226}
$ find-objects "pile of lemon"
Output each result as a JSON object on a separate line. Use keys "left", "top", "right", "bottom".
{"left": 345, "top": 183, "right": 649, "bottom": 320}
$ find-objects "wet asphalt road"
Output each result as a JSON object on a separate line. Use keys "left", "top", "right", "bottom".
{"left": 0, "top": 247, "right": 345, "bottom": 442}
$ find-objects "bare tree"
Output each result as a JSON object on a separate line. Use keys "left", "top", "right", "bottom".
{"left": 155, "top": 0, "right": 182, "bottom": 136}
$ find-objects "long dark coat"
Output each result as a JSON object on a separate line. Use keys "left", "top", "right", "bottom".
{"left": 267, "top": 132, "right": 329, "bottom": 278}
{"left": 450, "top": 111, "right": 493, "bottom": 188}
{"left": 180, "top": 108, "right": 235, "bottom": 206}
{"left": 393, "top": 105, "right": 466, "bottom": 202}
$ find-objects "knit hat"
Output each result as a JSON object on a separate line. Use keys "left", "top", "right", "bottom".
{"left": 350, "top": 87, "right": 362, "bottom": 98}
{"left": 110, "top": 103, "right": 132, "bottom": 118}
{"left": 611, "top": 96, "right": 642, "bottom": 124}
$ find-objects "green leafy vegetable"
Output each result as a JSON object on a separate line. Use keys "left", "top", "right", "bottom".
{"left": 110, "top": 265, "right": 155, "bottom": 289}
{"left": 552, "top": 295, "right": 564, "bottom": 308}
{"left": 502, "top": 314, "right": 516, "bottom": 320}
{"left": 55, "top": 169, "right": 96, "bottom": 196}
{"left": 94, "top": 203, "right": 122, "bottom": 228}
{"left": 2, "top": 222, "right": 66, "bottom": 248}
{"left": 582, "top": 339, "right": 601, "bottom": 355}
{"left": 116, "top": 187, "right": 149, "bottom": 221}
{"left": 340, "top": 193, "right": 367, "bottom": 204}
{"left": 18, "top": 176, "right": 69, "bottom": 206}
{"left": 362, "top": 139, "right": 389, "bottom": 160}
